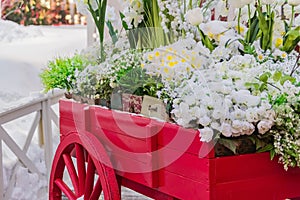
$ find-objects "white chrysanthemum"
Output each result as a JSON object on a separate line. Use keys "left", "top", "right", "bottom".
{"left": 199, "top": 127, "right": 214, "bottom": 142}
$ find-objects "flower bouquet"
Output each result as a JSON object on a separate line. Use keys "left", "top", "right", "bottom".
{"left": 41, "top": 0, "right": 300, "bottom": 171}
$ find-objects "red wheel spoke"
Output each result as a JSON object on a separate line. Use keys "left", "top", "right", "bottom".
{"left": 84, "top": 155, "right": 95, "bottom": 200}
{"left": 76, "top": 144, "right": 86, "bottom": 196}
{"left": 89, "top": 177, "right": 102, "bottom": 200}
{"left": 62, "top": 153, "right": 79, "bottom": 196}
{"left": 50, "top": 132, "right": 120, "bottom": 200}
{"left": 54, "top": 179, "right": 77, "bottom": 200}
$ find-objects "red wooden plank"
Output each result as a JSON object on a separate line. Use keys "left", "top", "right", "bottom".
{"left": 111, "top": 153, "right": 158, "bottom": 188}
{"left": 213, "top": 152, "right": 300, "bottom": 183}
{"left": 59, "top": 100, "right": 86, "bottom": 122}
{"left": 158, "top": 170, "right": 210, "bottom": 200}
{"left": 59, "top": 117, "right": 85, "bottom": 139}
{"left": 120, "top": 177, "right": 177, "bottom": 199}
{"left": 90, "top": 105, "right": 215, "bottom": 158}
{"left": 158, "top": 147, "right": 210, "bottom": 184}
{"left": 212, "top": 174, "right": 300, "bottom": 200}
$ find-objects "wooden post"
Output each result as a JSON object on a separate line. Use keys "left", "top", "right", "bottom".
{"left": 42, "top": 99, "right": 53, "bottom": 178}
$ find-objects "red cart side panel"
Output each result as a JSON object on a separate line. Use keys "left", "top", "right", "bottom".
{"left": 59, "top": 100, "right": 87, "bottom": 139}
{"left": 211, "top": 153, "right": 300, "bottom": 200}
{"left": 89, "top": 106, "right": 160, "bottom": 188}
{"left": 58, "top": 100, "right": 300, "bottom": 200}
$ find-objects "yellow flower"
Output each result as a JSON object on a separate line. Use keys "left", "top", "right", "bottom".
{"left": 281, "top": 52, "right": 287, "bottom": 59}
{"left": 258, "top": 54, "right": 264, "bottom": 62}
{"left": 235, "top": 25, "right": 244, "bottom": 34}
{"left": 168, "top": 61, "right": 178, "bottom": 67}
{"left": 155, "top": 51, "right": 160, "bottom": 57}
{"left": 186, "top": 67, "right": 191, "bottom": 73}
{"left": 148, "top": 54, "right": 154, "bottom": 61}
{"left": 275, "top": 37, "right": 283, "bottom": 48}
{"left": 167, "top": 55, "right": 173, "bottom": 61}
{"left": 208, "top": 32, "right": 214, "bottom": 39}
{"left": 141, "top": 63, "right": 145, "bottom": 68}
{"left": 163, "top": 67, "right": 169, "bottom": 73}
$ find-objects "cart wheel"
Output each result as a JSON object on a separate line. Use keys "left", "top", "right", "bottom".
{"left": 49, "top": 131, "right": 120, "bottom": 200}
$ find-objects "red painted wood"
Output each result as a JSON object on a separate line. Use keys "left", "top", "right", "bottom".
{"left": 55, "top": 100, "right": 300, "bottom": 200}
{"left": 84, "top": 155, "right": 95, "bottom": 200}
{"left": 89, "top": 178, "right": 102, "bottom": 200}
{"left": 158, "top": 147, "right": 210, "bottom": 184}
{"left": 75, "top": 144, "right": 86, "bottom": 196}
{"left": 120, "top": 176, "right": 179, "bottom": 200}
{"left": 62, "top": 153, "right": 79, "bottom": 196}
{"left": 49, "top": 130, "right": 121, "bottom": 200}
{"left": 54, "top": 179, "right": 77, "bottom": 200}
{"left": 157, "top": 170, "right": 210, "bottom": 200}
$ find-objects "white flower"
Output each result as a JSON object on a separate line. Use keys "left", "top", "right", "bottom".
{"left": 257, "top": 120, "right": 273, "bottom": 134}
{"left": 245, "top": 108, "right": 259, "bottom": 122}
{"left": 261, "top": 0, "right": 274, "bottom": 4}
{"left": 123, "top": 10, "right": 144, "bottom": 28}
{"left": 221, "top": 123, "right": 232, "bottom": 137}
{"left": 199, "top": 127, "right": 214, "bottom": 142}
{"left": 130, "top": 0, "right": 144, "bottom": 13}
{"left": 231, "top": 120, "right": 244, "bottom": 135}
{"left": 185, "top": 8, "right": 203, "bottom": 26}
{"left": 106, "top": 6, "right": 116, "bottom": 22}
{"left": 228, "top": 0, "right": 254, "bottom": 8}
{"left": 198, "top": 115, "right": 211, "bottom": 127}
{"left": 288, "top": 0, "right": 300, "bottom": 6}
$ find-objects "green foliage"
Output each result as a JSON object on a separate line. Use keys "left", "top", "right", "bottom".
{"left": 257, "top": 7, "right": 274, "bottom": 51}
{"left": 117, "top": 67, "right": 162, "bottom": 97}
{"left": 40, "top": 55, "right": 88, "bottom": 93}
{"left": 281, "top": 26, "right": 300, "bottom": 54}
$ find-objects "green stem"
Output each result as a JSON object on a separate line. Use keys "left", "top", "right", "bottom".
{"left": 290, "top": 5, "right": 295, "bottom": 29}
{"left": 290, "top": 51, "right": 300, "bottom": 76}
{"left": 197, "top": 26, "right": 214, "bottom": 52}
{"left": 188, "top": 0, "right": 192, "bottom": 9}
{"left": 99, "top": 0, "right": 107, "bottom": 62}
{"left": 247, "top": 4, "right": 251, "bottom": 43}
{"left": 238, "top": 8, "right": 241, "bottom": 34}
{"left": 267, "top": 4, "right": 272, "bottom": 50}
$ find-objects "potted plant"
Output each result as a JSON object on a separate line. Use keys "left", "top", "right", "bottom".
{"left": 40, "top": 54, "right": 88, "bottom": 98}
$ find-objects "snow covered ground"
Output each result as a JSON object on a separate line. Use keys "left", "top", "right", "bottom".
{"left": 0, "top": 20, "right": 149, "bottom": 199}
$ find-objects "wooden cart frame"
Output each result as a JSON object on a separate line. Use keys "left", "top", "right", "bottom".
{"left": 49, "top": 100, "right": 300, "bottom": 200}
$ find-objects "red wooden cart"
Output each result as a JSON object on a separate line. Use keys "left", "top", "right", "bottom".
{"left": 49, "top": 99, "right": 300, "bottom": 200}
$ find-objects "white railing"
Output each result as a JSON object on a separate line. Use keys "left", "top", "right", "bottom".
{"left": 0, "top": 91, "right": 63, "bottom": 200}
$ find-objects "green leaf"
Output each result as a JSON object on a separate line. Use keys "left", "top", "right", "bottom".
{"left": 259, "top": 72, "right": 271, "bottom": 82}
{"left": 280, "top": 75, "right": 296, "bottom": 85}
{"left": 257, "top": 143, "right": 273, "bottom": 153}
{"left": 106, "top": 21, "right": 118, "bottom": 44}
{"left": 119, "top": 12, "right": 129, "bottom": 30}
{"left": 245, "top": 13, "right": 260, "bottom": 44}
{"left": 281, "top": 26, "right": 300, "bottom": 53}
{"left": 218, "top": 138, "right": 239, "bottom": 154}
{"left": 270, "top": 149, "right": 276, "bottom": 160}
{"left": 272, "top": 71, "right": 282, "bottom": 82}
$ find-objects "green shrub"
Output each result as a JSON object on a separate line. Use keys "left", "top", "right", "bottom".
{"left": 40, "top": 54, "right": 88, "bottom": 93}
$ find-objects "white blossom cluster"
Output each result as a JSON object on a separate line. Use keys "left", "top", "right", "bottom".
{"left": 271, "top": 82, "right": 300, "bottom": 170}
{"left": 143, "top": 38, "right": 211, "bottom": 98}
{"left": 122, "top": 0, "right": 145, "bottom": 29}
{"left": 157, "top": 0, "right": 197, "bottom": 38}
{"left": 170, "top": 55, "right": 275, "bottom": 142}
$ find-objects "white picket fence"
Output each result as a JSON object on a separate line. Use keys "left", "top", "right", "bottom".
{"left": 0, "top": 91, "right": 63, "bottom": 200}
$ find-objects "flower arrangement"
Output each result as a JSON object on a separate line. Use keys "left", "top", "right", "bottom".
{"left": 41, "top": 0, "right": 300, "bottom": 170}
